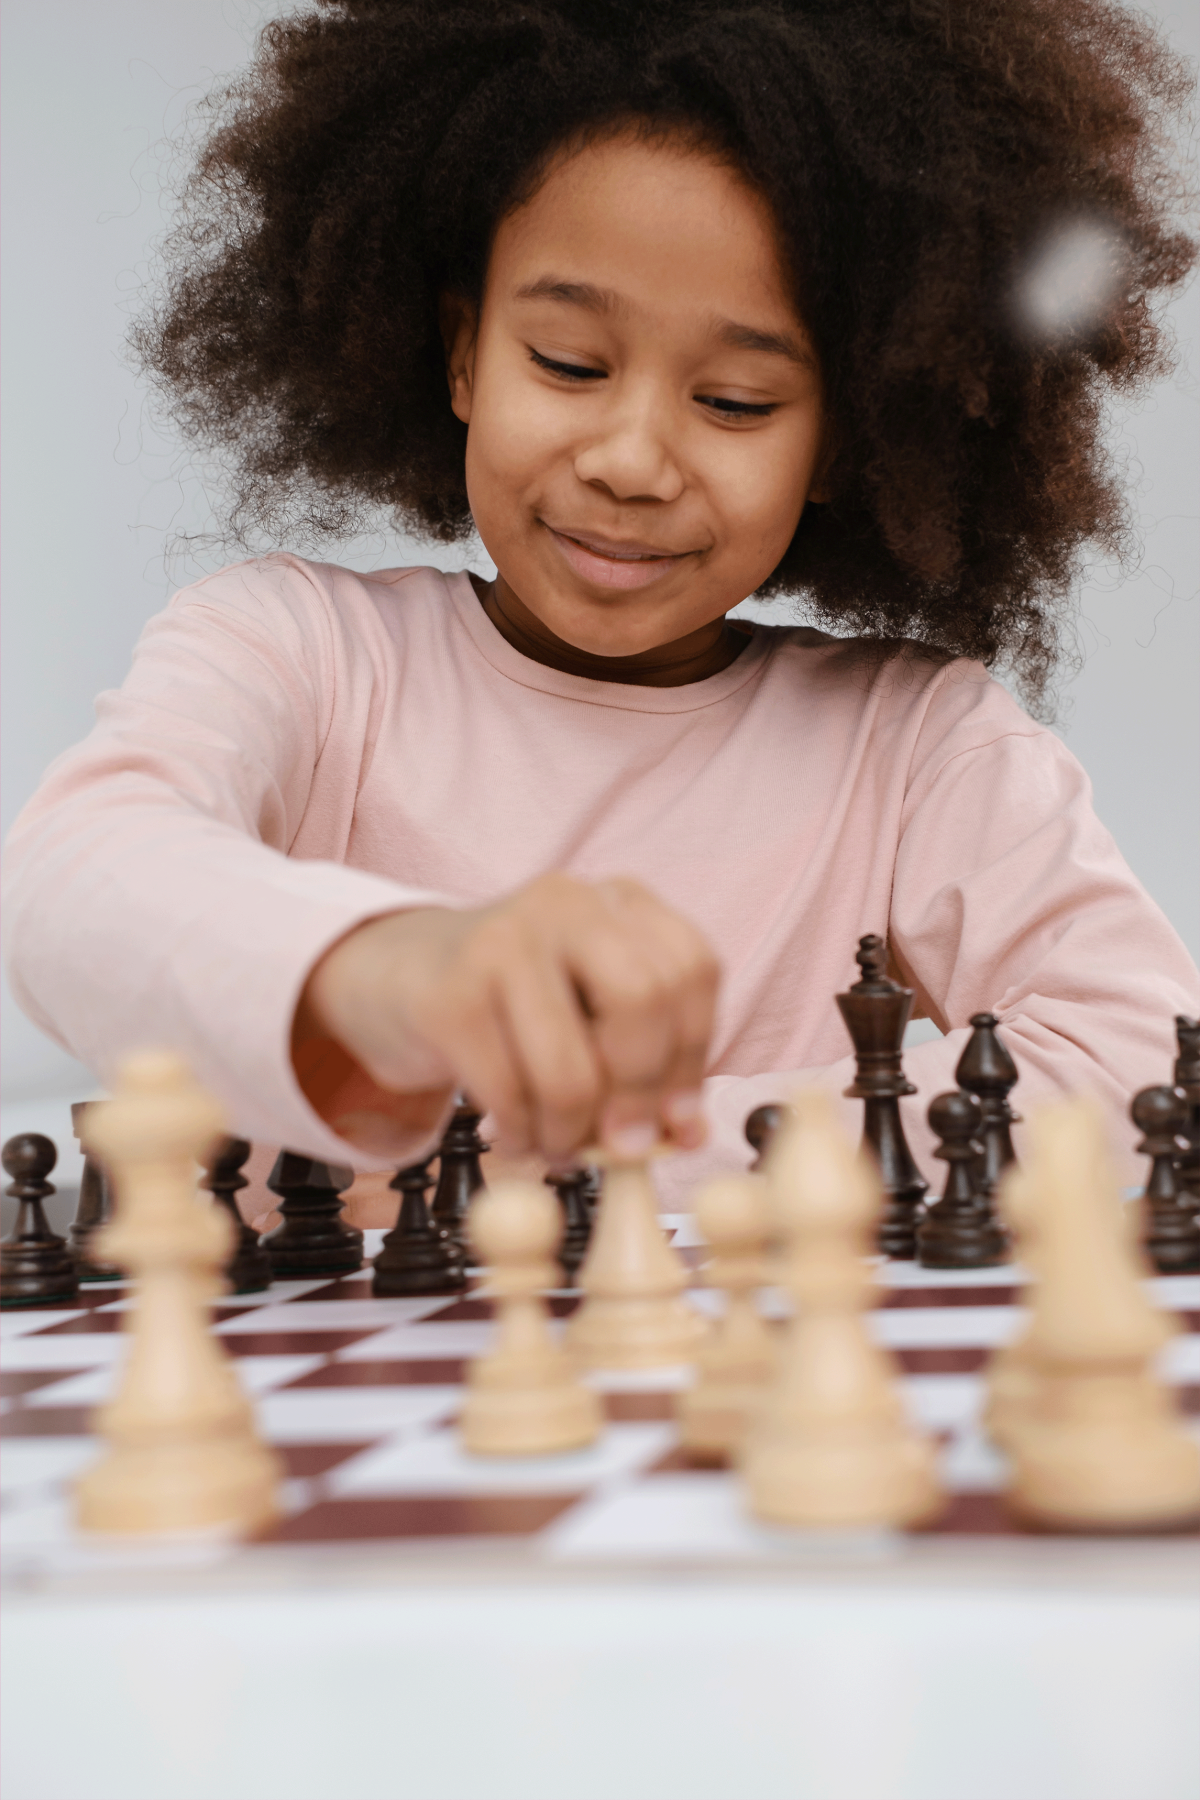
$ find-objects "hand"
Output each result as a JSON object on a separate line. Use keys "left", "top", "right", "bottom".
{"left": 294, "top": 873, "right": 719, "bottom": 1161}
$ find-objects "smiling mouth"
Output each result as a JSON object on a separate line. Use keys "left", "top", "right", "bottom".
{"left": 546, "top": 525, "right": 695, "bottom": 561}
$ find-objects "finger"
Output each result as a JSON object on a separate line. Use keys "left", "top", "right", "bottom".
{"left": 412, "top": 978, "right": 538, "bottom": 1156}
{"left": 588, "top": 884, "right": 718, "bottom": 1147}
{"left": 495, "top": 953, "right": 604, "bottom": 1159}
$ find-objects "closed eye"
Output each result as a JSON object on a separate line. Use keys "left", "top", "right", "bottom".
{"left": 529, "top": 348, "right": 605, "bottom": 381}
{"left": 697, "top": 395, "right": 776, "bottom": 418}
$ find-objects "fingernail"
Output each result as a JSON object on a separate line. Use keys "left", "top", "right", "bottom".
{"left": 607, "top": 1121, "right": 660, "bottom": 1161}
{"left": 665, "top": 1091, "right": 705, "bottom": 1126}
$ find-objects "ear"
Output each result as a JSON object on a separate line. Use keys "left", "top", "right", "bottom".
{"left": 440, "top": 293, "right": 478, "bottom": 425}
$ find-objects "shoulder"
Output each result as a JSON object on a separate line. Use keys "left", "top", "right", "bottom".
{"left": 755, "top": 622, "right": 1062, "bottom": 779}
{"left": 759, "top": 625, "right": 1037, "bottom": 736}
{"left": 165, "top": 554, "right": 455, "bottom": 633}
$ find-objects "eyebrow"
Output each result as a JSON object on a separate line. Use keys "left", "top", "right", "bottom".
{"left": 513, "top": 277, "right": 815, "bottom": 368}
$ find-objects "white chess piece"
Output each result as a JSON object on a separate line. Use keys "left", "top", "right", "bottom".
{"left": 677, "top": 1173, "right": 776, "bottom": 1461}
{"left": 462, "top": 1180, "right": 602, "bottom": 1455}
{"left": 1004, "top": 1100, "right": 1200, "bottom": 1530}
{"left": 742, "top": 1089, "right": 942, "bottom": 1530}
{"left": 567, "top": 1155, "right": 707, "bottom": 1369}
{"left": 983, "top": 1162, "right": 1042, "bottom": 1450}
{"left": 75, "top": 1052, "right": 281, "bottom": 1535}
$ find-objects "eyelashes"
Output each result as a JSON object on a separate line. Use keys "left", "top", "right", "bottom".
{"left": 527, "top": 348, "right": 777, "bottom": 417}
{"left": 530, "top": 349, "right": 605, "bottom": 382}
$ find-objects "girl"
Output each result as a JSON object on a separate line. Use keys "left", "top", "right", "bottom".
{"left": 4, "top": 0, "right": 1198, "bottom": 1208}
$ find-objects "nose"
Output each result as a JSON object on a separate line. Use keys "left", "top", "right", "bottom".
{"left": 572, "top": 389, "right": 685, "bottom": 505}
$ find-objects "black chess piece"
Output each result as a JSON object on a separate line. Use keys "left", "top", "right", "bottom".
{"left": 917, "top": 1091, "right": 1009, "bottom": 1269}
{"left": 1132, "top": 1085, "right": 1200, "bottom": 1274}
{"left": 545, "top": 1168, "right": 594, "bottom": 1284}
{"left": 836, "top": 934, "right": 929, "bottom": 1258}
{"left": 1173, "top": 1016, "right": 1200, "bottom": 1207}
{"left": 202, "top": 1137, "right": 272, "bottom": 1294}
{"left": 374, "top": 1156, "right": 467, "bottom": 1296}
{"left": 1, "top": 1134, "right": 79, "bottom": 1308}
{"left": 744, "top": 1104, "right": 784, "bottom": 1172}
{"left": 955, "top": 1013, "right": 1020, "bottom": 1191}
{"left": 261, "top": 1153, "right": 363, "bottom": 1277}
{"left": 67, "top": 1100, "right": 122, "bottom": 1282}
{"left": 430, "top": 1098, "right": 488, "bottom": 1265}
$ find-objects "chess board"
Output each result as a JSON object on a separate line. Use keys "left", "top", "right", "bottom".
{"left": 3, "top": 1219, "right": 1199, "bottom": 1587}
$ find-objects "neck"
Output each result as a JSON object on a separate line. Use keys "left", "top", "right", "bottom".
{"left": 470, "top": 574, "right": 749, "bottom": 688}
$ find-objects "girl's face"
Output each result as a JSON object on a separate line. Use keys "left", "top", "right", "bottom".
{"left": 446, "top": 131, "right": 826, "bottom": 659}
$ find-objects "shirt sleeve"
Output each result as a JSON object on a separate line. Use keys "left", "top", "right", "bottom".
{"left": 656, "top": 715, "right": 1200, "bottom": 1209}
{"left": 1, "top": 557, "right": 454, "bottom": 1165}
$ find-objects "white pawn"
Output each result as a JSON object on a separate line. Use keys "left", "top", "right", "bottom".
{"left": 1004, "top": 1100, "right": 1200, "bottom": 1531}
{"left": 677, "top": 1173, "right": 776, "bottom": 1461}
{"left": 743, "top": 1089, "right": 942, "bottom": 1530}
{"left": 984, "top": 1163, "right": 1042, "bottom": 1450}
{"left": 567, "top": 1155, "right": 707, "bottom": 1370}
{"left": 462, "top": 1180, "right": 602, "bottom": 1456}
{"left": 75, "top": 1052, "right": 281, "bottom": 1535}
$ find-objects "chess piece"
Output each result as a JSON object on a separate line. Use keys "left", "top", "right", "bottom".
{"left": 1132, "top": 1086, "right": 1200, "bottom": 1274}
{"left": 461, "top": 1180, "right": 602, "bottom": 1455}
{"left": 567, "top": 1154, "right": 708, "bottom": 1369}
{"left": 677, "top": 1173, "right": 776, "bottom": 1462}
{"left": 373, "top": 1156, "right": 466, "bottom": 1296}
{"left": 955, "top": 1013, "right": 1020, "bottom": 1192}
{"left": 745, "top": 1104, "right": 785, "bottom": 1171}
{"left": 430, "top": 1097, "right": 488, "bottom": 1264}
{"left": 261, "top": 1153, "right": 363, "bottom": 1277}
{"left": 982, "top": 1163, "right": 1041, "bottom": 1450}
{"left": 202, "top": 1137, "right": 272, "bottom": 1294}
{"left": 1004, "top": 1099, "right": 1200, "bottom": 1531}
{"left": 836, "top": 934, "right": 928, "bottom": 1258}
{"left": 1, "top": 1134, "right": 78, "bottom": 1308}
{"left": 74, "top": 1052, "right": 281, "bottom": 1534}
{"left": 743, "top": 1089, "right": 942, "bottom": 1530}
{"left": 917, "top": 1090, "right": 1008, "bottom": 1268}
{"left": 545, "top": 1168, "right": 593, "bottom": 1283}
{"left": 1173, "top": 1016, "right": 1200, "bottom": 1206}
{"left": 67, "top": 1101, "right": 122, "bottom": 1282}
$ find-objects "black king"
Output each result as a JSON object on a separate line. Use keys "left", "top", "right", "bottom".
{"left": 837, "top": 934, "right": 928, "bottom": 1259}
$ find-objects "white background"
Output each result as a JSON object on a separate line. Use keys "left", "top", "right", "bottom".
{"left": 2, "top": 0, "right": 1197, "bottom": 1112}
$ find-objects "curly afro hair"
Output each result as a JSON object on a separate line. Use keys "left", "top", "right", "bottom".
{"left": 136, "top": 0, "right": 1195, "bottom": 711}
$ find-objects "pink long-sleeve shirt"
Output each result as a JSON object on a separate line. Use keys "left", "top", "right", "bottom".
{"left": 4, "top": 554, "right": 1197, "bottom": 1202}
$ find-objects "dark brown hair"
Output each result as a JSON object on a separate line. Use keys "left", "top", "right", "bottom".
{"left": 136, "top": 0, "right": 1195, "bottom": 712}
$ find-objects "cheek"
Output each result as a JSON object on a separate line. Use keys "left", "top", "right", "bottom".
{"left": 709, "top": 429, "right": 814, "bottom": 562}
{"left": 465, "top": 362, "right": 572, "bottom": 508}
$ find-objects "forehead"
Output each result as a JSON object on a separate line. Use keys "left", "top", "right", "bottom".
{"left": 488, "top": 131, "right": 800, "bottom": 329}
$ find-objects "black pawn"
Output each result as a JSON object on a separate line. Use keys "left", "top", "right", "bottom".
{"left": 430, "top": 1099, "right": 489, "bottom": 1265}
{"left": 1, "top": 1134, "right": 78, "bottom": 1308}
{"left": 67, "top": 1100, "right": 122, "bottom": 1282}
{"left": 1132, "top": 1085, "right": 1200, "bottom": 1274}
{"left": 1173, "top": 1016, "right": 1200, "bottom": 1207}
{"left": 202, "top": 1137, "right": 272, "bottom": 1294}
{"left": 955, "top": 1013, "right": 1020, "bottom": 1191}
{"left": 261, "top": 1153, "right": 363, "bottom": 1278}
{"left": 836, "top": 934, "right": 929, "bottom": 1258}
{"left": 546, "top": 1169, "right": 594, "bottom": 1284}
{"left": 917, "top": 1091, "right": 1009, "bottom": 1269}
{"left": 374, "top": 1157, "right": 466, "bottom": 1296}
{"left": 744, "top": 1104, "right": 784, "bottom": 1172}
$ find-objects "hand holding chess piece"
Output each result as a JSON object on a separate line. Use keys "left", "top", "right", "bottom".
{"left": 74, "top": 1052, "right": 281, "bottom": 1535}
{"left": 743, "top": 1089, "right": 942, "bottom": 1530}
{"left": 461, "top": 1180, "right": 601, "bottom": 1455}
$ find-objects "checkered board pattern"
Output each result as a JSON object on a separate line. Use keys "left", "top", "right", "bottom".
{"left": 3, "top": 1219, "right": 1199, "bottom": 1578}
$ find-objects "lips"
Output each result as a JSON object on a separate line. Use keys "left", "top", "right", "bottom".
{"left": 543, "top": 523, "right": 697, "bottom": 592}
